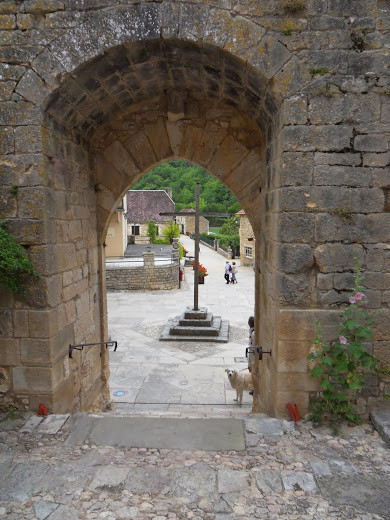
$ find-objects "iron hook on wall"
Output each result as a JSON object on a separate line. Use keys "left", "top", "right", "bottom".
{"left": 69, "top": 341, "right": 118, "bottom": 358}
{"left": 245, "top": 345, "right": 272, "bottom": 361}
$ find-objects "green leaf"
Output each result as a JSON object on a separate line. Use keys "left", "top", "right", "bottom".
{"left": 311, "top": 366, "right": 324, "bottom": 378}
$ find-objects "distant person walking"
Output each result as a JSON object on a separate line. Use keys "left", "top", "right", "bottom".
{"left": 231, "top": 261, "right": 238, "bottom": 283}
{"left": 224, "top": 261, "right": 231, "bottom": 284}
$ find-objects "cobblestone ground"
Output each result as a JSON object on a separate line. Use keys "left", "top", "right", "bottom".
{"left": 1, "top": 412, "right": 390, "bottom": 520}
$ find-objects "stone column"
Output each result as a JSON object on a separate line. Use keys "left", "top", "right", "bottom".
{"left": 172, "top": 238, "right": 180, "bottom": 262}
{"left": 143, "top": 251, "right": 155, "bottom": 266}
{"left": 227, "top": 247, "right": 232, "bottom": 260}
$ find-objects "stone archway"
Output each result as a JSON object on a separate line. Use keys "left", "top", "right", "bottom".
{"left": 3, "top": 0, "right": 387, "bottom": 418}
{"left": 43, "top": 35, "right": 275, "bottom": 414}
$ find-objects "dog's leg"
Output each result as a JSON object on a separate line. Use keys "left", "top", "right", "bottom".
{"left": 234, "top": 389, "right": 239, "bottom": 402}
{"left": 239, "top": 389, "right": 243, "bottom": 407}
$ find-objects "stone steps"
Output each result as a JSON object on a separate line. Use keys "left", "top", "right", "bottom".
{"left": 160, "top": 306, "right": 229, "bottom": 343}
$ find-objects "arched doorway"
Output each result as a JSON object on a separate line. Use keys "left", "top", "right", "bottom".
{"left": 42, "top": 37, "right": 273, "bottom": 414}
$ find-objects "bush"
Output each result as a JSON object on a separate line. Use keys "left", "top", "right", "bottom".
{"left": 0, "top": 222, "right": 40, "bottom": 295}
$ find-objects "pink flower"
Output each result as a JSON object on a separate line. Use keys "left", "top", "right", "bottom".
{"left": 313, "top": 351, "right": 318, "bottom": 358}
{"left": 355, "top": 292, "right": 366, "bottom": 301}
{"left": 349, "top": 296, "right": 356, "bottom": 304}
{"left": 339, "top": 336, "right": 349, "bottom": 345}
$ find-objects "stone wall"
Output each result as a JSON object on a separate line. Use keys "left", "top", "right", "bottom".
{"left": 0, "top": 0, "right": 389, "bottom": 417}
{"left": 106, "top": 262, "right": 179, "bottom": 291}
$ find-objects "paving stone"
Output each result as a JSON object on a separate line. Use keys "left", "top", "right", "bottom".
{"left": 281, "top": 471, "right": 318, "bottom": 492}
{"left": 0, "top": 463, "right": 49, "bottom": 502}
{"left": 89, "top": 466, "right": 129, "bottom": 491}
{"left": 37, "top": 414, "right": 70, "bottom": 434}
{"left": 317, "top": 474, "right": 390, "bottom": 518}
{"left": 125, "top": 466, "right": 172, "bottom": 493}
{"left": 170, "top": 468, "right": 217, "bottom": 503}
{"left": 309, "top": 459, "right": 333, "bottom": 477}
{"left": 253, "top": 469, "right": 283, "bottom": 493}
{"left": 217, "top": 470, "right": 249, "bottom": 493}
{"left": 371, "top": 410, "right": 390, "bottom": 446}
{"left": 20, "top": 415, "right": 44, "bottom": 432}
{"left": 328, "top": 458, "right": 361, "bottom": 474}
{"left": 34, "top": 501, "right": 59, "bottom": 520}
{"left": 245, "top": 417, "right": 284, "bottom": 436}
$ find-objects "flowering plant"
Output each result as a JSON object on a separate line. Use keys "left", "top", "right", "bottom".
{"left": 308, "top": 259, "right": 378, "bottom": 427}
{"left": 198, "top": 264, "right": 208, "bottom": 277}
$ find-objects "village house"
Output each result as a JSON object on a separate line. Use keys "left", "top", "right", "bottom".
{"left": 177, "top": 208, "right": 209, "bottom": 236}
{"left": 236, "top": 209, "right": 255, "bottom": 267}
{"left": 105, "top": 197, "right": 127, "bottom": 257}
{"left": 126, "top": 190, "right": 175, "bottom": 244}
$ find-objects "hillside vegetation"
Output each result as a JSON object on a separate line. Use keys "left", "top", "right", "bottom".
{"left": 132, "top": 160, "right": 241, "bottom": 215}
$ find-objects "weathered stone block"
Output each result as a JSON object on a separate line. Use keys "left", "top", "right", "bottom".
{"left": 280, "top": 95, "right": 307, "bottom": 125}
{"left": 363, "top": 152, "right": 390, "bottom": 167}
{"left": 246, "top": 35, "right": 291, "bottom": 79}
{"left": 144, "top": 119, "right": 172, "bottom": 162}
{"left": 15, "top": 69, "right": 49, "bottom": 106}
{"left": 14, "top": 126, "right": 42, "bottom": 154}
{"left": 314, "top": 165, "right": 371, "bottom": 187}
{"left": 28, "top": 309, "right": 60, "bottom": 339}
{"left": 333, "top": 272, "right": 355, "bottom": 291}
{"left": 17, "top": 187, "right": 47, "bottom": 219}
{"left": 314, "top": 152, "right": 362, "bottom": 166}
{"left": 0, "top": 100, "right": 40, "bottom": 126}
{"left": 276, "top": 272, "right": 311, "bottom": 305}
{"left": 277, "top": 340, "right": 309, "bottom": 373}
{"left": 309, "top": 94, "right": 380, "bottom": 125}
{"left": 280, "top": 152, "right": 313, "bottom": 186}
{"left": 314, "top": 243, "right": 364, "bottom": 273}
{"left": 278, "top": 213, "right": 315, "bottom": 243}
{"left": 278, "top": 244, "right": 314, "bottom": 273}
{"left": 0, "top": 126, "right": 14, "bottom": 154}
{"left": 0, "top": 310, "right": 13, "bottom": 337}
{"left": 281, "top": 125, "right": 353, "bottom": 152}
{"left": 354, "top": 134, "right": 389, "bottom": 152}
{"left": 0, "top": 338, "right": 20, "bottom": 366}
{"left": 208, "top": 135, "right": 249, "bottom": 178}
{"left": 13, "top": 310, "right": 28, "bottom": 338}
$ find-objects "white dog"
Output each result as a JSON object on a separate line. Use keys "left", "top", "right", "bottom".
{"left": 225, "top": 369, "right": 254, "bottom": 406}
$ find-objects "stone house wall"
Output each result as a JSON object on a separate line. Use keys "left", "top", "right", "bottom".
{"left": 238, "top": 214, "right": 255, "bottom": 267}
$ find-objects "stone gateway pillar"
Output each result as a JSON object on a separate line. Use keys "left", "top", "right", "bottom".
{"left": 0, "top": 0, "right": 389, "bottom": 417}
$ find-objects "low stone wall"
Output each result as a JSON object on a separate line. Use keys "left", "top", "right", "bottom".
{"left": 106, "top": 262, "right": 179, "bottom": 290}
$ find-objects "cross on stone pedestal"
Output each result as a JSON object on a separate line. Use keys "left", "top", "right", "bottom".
{"left": 160, "top": 180, "right": 231, "bottom": 311}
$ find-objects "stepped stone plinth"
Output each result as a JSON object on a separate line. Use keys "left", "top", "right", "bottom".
{"left": 160, "top": 307, "right": 229, "bottom": 343}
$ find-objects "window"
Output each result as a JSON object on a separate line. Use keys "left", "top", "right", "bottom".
{"left": 245, "top": 246, "right": 253, "bottom": 259}
{"left": 131, "top": 225, "right": 140, "bottom": 235}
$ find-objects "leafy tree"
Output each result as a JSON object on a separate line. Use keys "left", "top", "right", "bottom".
{"left": 220, "top": 216, "right": 239, "bottom": 235}
{"left": 132, "top": 160, "right": 240, "bottom": 215}
{"left": 162, "top": 221, "right": 180, "bottom": 243}
{"left": 147, "top": 221, "right": 157, "bottom": 244}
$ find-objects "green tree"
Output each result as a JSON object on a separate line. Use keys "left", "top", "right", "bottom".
{"left": 147, "top": 221, "right": 158, "bottom": 244}
{"left": 220, "top": 216, "right": 239, "bottom": 235}
{"left": 132, "top": 160, "right": 239, "bottom": 215}
{"left": 162, "top": 221, "right": 180, "bottom": 243}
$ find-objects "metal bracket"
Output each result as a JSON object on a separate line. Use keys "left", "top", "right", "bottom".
{"left": 246, "top": 345, "right": 272, "bottom": 361}
{"left": 69, "top": 341, "right": 117, "bottom": 358}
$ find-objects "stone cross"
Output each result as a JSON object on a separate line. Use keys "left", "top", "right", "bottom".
{"left": 160, "top": 181, "right": 230, "bottom": 311}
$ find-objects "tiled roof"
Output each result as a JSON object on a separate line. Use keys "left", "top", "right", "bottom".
{"left": 126, "top": 190, "right": 175, "bottom": 223}
{"left": 180, "top": 208, "right": 195, "bottom": 213}
{"left": 236, "top": 209, "right": 245, "bottom": 215}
